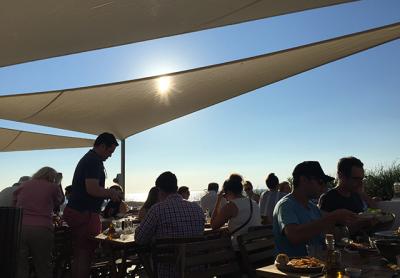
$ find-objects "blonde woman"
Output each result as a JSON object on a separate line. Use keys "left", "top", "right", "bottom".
{"left": 13, "top": 167, "right": 64, "bottom": 278}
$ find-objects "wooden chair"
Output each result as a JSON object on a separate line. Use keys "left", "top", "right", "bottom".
{"left": 177, "top": 237, "right": 241, "bottom": 278}
{"left": 53, "top": 226, "right": 73, "bottom": 278}
{"left": 237, "top": 226, "right": 275, "bottom": 278}
{"left": 151, "top": 237, "right": 205, "bottom": 278}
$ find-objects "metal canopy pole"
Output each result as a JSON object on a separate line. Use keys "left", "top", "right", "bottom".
{"left": 121, "top": 139, "right": 126, "bottom": 199}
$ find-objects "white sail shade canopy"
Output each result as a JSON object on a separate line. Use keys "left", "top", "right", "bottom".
{"left": 0, "top": 0, "right": 356, "bottom": 67}
{"left": 0, "top": 127, "right": 94, "bottom": 152}
{"left": 0, "top": 22, "right": 399, "bottom": 139}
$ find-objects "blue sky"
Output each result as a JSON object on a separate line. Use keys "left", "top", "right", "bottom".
{"left": 0, "top": 0, "right": 399, "bottom": 193}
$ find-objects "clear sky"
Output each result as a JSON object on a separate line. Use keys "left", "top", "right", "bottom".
{"left": 0, "top": 0, "right": 399, "bottom": 194}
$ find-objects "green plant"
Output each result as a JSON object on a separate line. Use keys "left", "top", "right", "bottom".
{"left": 364, "top": 162, "right": 400, "bottom": 201}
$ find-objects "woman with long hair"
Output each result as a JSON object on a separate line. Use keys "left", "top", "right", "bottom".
{"left": 14, "top": 166, "right": 64, "bottom": 278}
{"left": 138, "top": 186, "right": 159, "bottom": 221}
{"left": 211, "top": 174, "right": 261, "bottom": 246}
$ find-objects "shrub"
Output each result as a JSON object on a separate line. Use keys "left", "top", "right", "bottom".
{"left": 364, "top": 162, "right": 400, "bottom": 201}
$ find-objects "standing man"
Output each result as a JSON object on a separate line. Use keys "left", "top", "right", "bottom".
{"left": 63, "top": 132, "right": 121, "bottom": 278}
{"left": 273, "top": 161, "right": 357, "bottom": 256}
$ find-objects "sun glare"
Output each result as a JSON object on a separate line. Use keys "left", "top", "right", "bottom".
{"left": 157, "top": 76, "right": 171, "bottom": 94}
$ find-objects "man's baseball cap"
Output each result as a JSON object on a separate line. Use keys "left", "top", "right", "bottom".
{"left": 292, "top": 161, "right": 334, "bottom": 183}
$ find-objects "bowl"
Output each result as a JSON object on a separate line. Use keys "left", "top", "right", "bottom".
{"left": 374, "top": 239, "right": 400, "bottom": 263}
{"left": 345, "top": 267, "right": 362, "bottom": 278}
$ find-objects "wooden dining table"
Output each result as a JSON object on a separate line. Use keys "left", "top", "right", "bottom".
{"left": 256, "top": 249, "right": 398, "bottom": 278}
{"left": 93, "top": 224, "right": 230, "bottom": 277}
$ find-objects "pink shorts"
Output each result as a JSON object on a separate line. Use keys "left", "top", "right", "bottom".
{"left": 63, "top": 206, "right": 101, "bottom": 251}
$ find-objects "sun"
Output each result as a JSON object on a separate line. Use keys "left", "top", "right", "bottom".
{"left": 157, "top": 76, "right": 171, "bottom": 95}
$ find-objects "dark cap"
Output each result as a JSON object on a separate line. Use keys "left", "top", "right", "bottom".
{"left": 292, "top": 161, "right": 334, "bottom": 183}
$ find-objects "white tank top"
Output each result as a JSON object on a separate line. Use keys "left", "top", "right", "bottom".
{"left": 228, "top": 197, "right": 261, "bottom": 247}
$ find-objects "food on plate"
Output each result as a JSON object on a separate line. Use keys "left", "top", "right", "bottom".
{"left": 395, "top": 227, "right": 400, "bottom": 236}
{"left": 275, "top": 253, "right": 290, "bottom": 265}
{"left": 286, "top": 257, "right": 325, "bottom": 268}
{"left": 358, "top": 210, "right": 394, "bottom": 223}
{"left": 346, "top": 241, "right": 371, "bottom": 251}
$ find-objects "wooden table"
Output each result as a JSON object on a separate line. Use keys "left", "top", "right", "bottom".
{"left": 94, "top": 233, "right": 148, "bottom": 278}
{"left": 94, "top": 225, "right": 229, "bottom": 277}
{"left": 256, "top": 250, "right": 396, "bottom": 278}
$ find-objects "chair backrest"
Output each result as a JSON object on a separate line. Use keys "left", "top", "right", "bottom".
{"left": 237, "top": 226, "right": 275, "bottom": 278}
{"left": 53, "top": 226, "right": 73, "bottom": 278}
{"left": 178, "top": 237, "right": 241, "bottom": 278}
{"left": 0, "top": 207, "right": 22, "bottom": 278}
{"left": 151, "top": 237, "right": 205, "bottom": 278}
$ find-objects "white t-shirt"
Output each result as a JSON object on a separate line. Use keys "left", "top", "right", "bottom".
{"left": 200, "top": 191, "right": 226, "bottom": 215}
{"left": 259, "top": 190, "right": 285, "bottom": 223}
{"left": 229, "top": 197, "right": 261, "bottom": 246}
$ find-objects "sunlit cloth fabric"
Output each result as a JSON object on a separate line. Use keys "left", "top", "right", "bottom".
{"left": 0, "top": 127, "right": 94, "bottom": 152}
{"left": 1, "top": 0, "right": 355, "bottom": 67}
{"left": 0, "top": 22, "right": 399, "bottom": 139}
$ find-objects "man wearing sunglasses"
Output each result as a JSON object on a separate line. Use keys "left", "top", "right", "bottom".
{"left": 319, "top": 156, "right": 370, "bottom": 213}
{"left": 273, "top": 161, "right": 357, "bottom": 256}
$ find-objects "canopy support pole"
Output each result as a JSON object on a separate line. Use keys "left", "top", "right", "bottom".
{"left": 121, "top": 139, "right": 126, "bottom": 199}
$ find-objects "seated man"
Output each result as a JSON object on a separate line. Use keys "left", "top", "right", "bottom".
{"left": 135, "top": 171, "right": 205, "bottom": 277}
{"left": 102, "top": 184, "right": 129, "bottom": 218}
{"left": 319, "top": 156, "right": 376, "bottom": 233}
{"left": 200, "top": 182, "right": 226, "bottom": 216}
{"left": 273, "top": 161, "right": 357, "bottom": 256}
{"left": 319, "top": 156, "right": 378, "bottom": 212}
{"left": 260, "top": 173, "right": 284, "bottom": 225}
{"left": 177, "top": 186, "right": 190, "bottom": 200}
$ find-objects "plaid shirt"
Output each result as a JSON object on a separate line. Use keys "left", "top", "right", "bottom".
{"left": 135, "top": 193, "right": 205, "bottom": 277}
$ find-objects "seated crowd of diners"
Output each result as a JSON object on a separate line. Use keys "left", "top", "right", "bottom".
{"left": 0, "top": 155, "right": 384, "bottom": 277}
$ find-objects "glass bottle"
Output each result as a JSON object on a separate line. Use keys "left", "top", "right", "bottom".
{"left": 325, "top": 234, "right": 343, "bottom": 278}
{"left": 107, "top": 222, "right": 115, "bottom": 240}
{"left": 393, "top": 182, "right": 400, "bottom": 199}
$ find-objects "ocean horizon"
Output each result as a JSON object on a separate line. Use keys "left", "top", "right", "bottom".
{"left": 125, "top": 190, "right": 208, "bottom": 202}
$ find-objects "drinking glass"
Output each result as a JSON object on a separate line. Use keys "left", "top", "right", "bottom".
{"left": 393, "top": 182, "right": 400, "bottom": 199}
{"left": 334, "top": 225, "right": 350, "bottom": 247}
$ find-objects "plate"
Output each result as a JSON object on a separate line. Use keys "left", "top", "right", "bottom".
{"left": 275, "top": 257, "right": 324, "bottom": 274}
{"left": 374, "top": 230, "right": 400, "bottom": 239}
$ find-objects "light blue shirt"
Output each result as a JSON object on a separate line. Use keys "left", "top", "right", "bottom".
{"left": 272, "top": 193, "right": 324, "bottom": 256}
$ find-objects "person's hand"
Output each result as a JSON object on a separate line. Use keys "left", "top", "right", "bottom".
{"left": 109, "top": 188, "right": 122, "bottom": 202}
{"left": 328, "top": 209, "right": 359, "bottom": 226}
{"left": 217, "top": 191, "right": 225, "bottom": 200}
